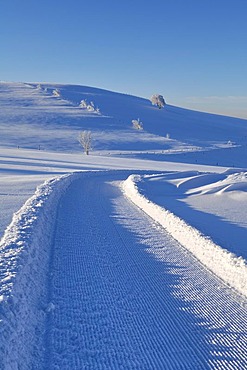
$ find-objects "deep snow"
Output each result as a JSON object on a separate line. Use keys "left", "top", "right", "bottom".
{"left": 1, "top": 171, "right": 246, "bottom": 369}
{"left": 0, "top": 174, "right": 76, "bottom": 368}
{"left": 1, "top": 82, "right": 247, "bottom": 167}
{"left": 0, "top": 82, "right": 247, "bottom": 369}
{"left": 122, "top": 173, "right": 247, "bottom": 297}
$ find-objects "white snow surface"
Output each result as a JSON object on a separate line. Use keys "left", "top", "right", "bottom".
{"left": 0, "top": 173, "right": 78, "bottom": 368}
{"left": 122, "top": 174, "right": 247, "bottom": 297}
{"left": 0, "top": 82, "right": 247, "bottom": 368}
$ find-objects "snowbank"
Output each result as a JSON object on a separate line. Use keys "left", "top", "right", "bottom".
{"left": 122, "top": 175, "right": 247, "bottom": 298}
{"left": 0, "top": 172, "right": 79, "bottom": 369}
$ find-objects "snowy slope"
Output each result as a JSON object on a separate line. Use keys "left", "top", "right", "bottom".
{"left": 0, "top": 82, "right": 247, "bottom": 369}
{"left": 0, "top": 82, "right": 247, "bottom": 167}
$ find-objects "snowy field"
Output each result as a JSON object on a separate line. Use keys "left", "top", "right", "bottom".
{"left": 0, "top": 82, "right": 247, "bottom": 369}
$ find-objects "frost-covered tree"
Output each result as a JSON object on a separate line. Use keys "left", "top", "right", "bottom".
{"left": 150, "top": 94, "right": 166, "bottom": 109}
{"left": 79, "top": 99, "right": 88, "bottom": 108}
{"left": 78, "top": 130, "right": 92, "bottom": 155}
{"left": 52, "top": 89, "right": 61, "bottom": 97}
{"left": 86, "top": 103, "right": 95, "bottom": 112}
{"left": 79, "top": 99, "right": 100, "bottom": 113}
{"left": 132, "top": 118, "right": 143, "bottom": 130}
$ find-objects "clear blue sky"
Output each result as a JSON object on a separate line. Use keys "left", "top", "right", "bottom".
{"left": 1, "top": 0, "right": 247, "bottom": 118}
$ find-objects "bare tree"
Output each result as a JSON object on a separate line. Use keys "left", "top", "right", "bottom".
{"left": 78, "top": 130, "right": 92, "bottom": 155}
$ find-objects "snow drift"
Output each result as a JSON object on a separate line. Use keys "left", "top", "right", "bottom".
{"left": 122, "top": 175, "right": 247, "bottom": 298}
{"left": 0, "top": 172, "right": 79, "bottom": 368}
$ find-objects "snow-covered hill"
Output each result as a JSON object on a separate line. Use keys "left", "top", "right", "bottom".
{"left": 0, "top": 82, "right": 247, "bottom": 369}
{"left": 1, "top": 82, "right": 246, "bottom": 167}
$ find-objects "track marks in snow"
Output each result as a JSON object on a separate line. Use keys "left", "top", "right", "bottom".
{"left": 45, "top": 172, "right": 247, "bottom": 369}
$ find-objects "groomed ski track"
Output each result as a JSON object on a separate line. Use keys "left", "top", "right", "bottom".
{"left": 43, "top": 171, "right": 246, "bottom": 369}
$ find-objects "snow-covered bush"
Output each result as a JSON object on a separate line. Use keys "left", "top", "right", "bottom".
{"left": 52, "top": 89, "right": 61, "bottom": 97}
{"left": 87, "top": 103, "right": 95, "bottom": 112}
{"left": 150, "top": 94, "right": 166, "bottom": 108}
{"left": 132, "top": 118, "right": 143, "bottom": 130}
{"left": 79, "top": 99, "right": 87, "bottom": 108}
{"left": 227, "top": 140, "right": 236, "bottom": 146}
{"left": 79, "top": 99, "right": 100, "bottom": 113}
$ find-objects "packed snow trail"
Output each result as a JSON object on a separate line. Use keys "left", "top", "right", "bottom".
{"left": 45, "top": 172, "right": 247, "bottom": 369}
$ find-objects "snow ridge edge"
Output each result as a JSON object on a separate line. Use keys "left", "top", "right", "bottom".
{"left": 122, "top": 174, "right": 247, "bottom": 298}
{"left": 0, "top": 172, "right": 80, "bottom": 369}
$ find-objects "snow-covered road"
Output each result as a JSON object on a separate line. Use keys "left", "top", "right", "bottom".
{"left": 44, "top": 172, "right": 247, "bottom": 369}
